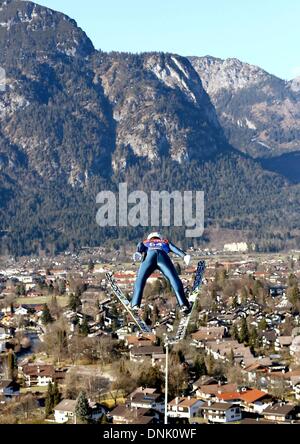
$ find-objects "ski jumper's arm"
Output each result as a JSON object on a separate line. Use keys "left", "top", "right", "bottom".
{"left": 136, "top": 241, "right": 147, "bottom": 261}
{"left": 137, "top": 242, "right": 147, "bottom": 254}
{"left": 169, "top": 242, "right": 186, "bottom": 258}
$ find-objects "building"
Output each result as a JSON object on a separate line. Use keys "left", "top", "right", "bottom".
{"left": 54, "top": 399, "right": 106, "bottom": 423}
{"left": 216, "top": 388, "right": 273, "bottom": 414}
{"left": 223, "top": 243, "right": 248, "bottom": 253}
{"left": 262, "top": 404, "right": 297, "bottom": 423}
{"left": 20, "top": 364, "right": 67, "bottom": 387}
{"left": 129, "top": 346, "right": 165, "bottom": 363}
{"left": 195, "top": 383, "right": 238, "bottom": 400}
{"left": 54, "top": 399, "right": 77, "bottom": 423}
{"left": 290, "top": 336, "right": 300, "bottom": 364}
{"left": 168, "top": 397, "right": 203, "bottom": 419}
{"left": 109, "top": 405, "right": 159, "bottom": 424}
{"left": 0, "top": 380, "right": 20, "bottom": 401}
{"left": 201, "top": 402, "right": 242, "bottom": 423}
{"left": 128, "top": 390, "right": 164, "bottom": 414}
{"left": 125, "top": 333, "right": 156, "bottom": 349}
{"left": 293, "top": 383, "right": 300, "bottom": 400}
{"left": 191, "top": 327, "right": 225, "bottom": 344}
{"left": 275, "top": 336, "right": 292, "bottom": 351}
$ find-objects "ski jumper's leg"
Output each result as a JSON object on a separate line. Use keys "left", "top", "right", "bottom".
{"left": 131, "top": 251, "right": 157, "bottom": 308}
{"left": 157, "top": 251, "right": 189, "bottom": 308}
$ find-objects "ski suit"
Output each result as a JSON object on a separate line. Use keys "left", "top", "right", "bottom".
{"left": 131, "top": 238, "right": 189, "bottom": 308}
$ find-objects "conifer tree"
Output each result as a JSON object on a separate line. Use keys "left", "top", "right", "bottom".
{"left": 75, "top": 391, "right": 90, "bottom": 424}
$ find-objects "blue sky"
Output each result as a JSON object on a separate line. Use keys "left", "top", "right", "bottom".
{"left": 39, "top": 0, "right": 300, "bottom": 80}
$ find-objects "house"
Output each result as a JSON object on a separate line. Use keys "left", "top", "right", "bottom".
{"left": 243, "top": 362, "right": 269, "bottom": 384}
{"left": 54, "top": 399, "right": 107, "bottom": 423}
{"left": 168, "top": 397, "right": 203, "bottom": 419}
{"left": 196, "top": 383, "right": 238, "bottom": 400}
{"left": 263, "top": 404, "right": 297, "bottom": 423}
{"left": 192, "top": 377, "right": 218, "bottom": 392}
{"left": 125, "top": 333, "right": 156, "bottom": 349}
{"left": 191, "top": 327, "right": 225, "bottom": 344}
{"left": 205, "top": 339, "right": 254, "bottom": 367}
{"left": 128, "top": 390, "right": 164, "bottom": 413}
{"left": 0, "top": 380, "right": 20, "bottom": 400}
{"left": 293, "top": 382, "right": 300, "bottom": 400}
{"left": 14, "top": 306, "right": 29, "bottom": 316}
{"left": 88, "top": 401, "right": 108, "bottom": 422}
{"left": 129, "top": 346, "right": 165, "bottom": 363}
{"left": 259, "top": 330, "right": 277, "bottom": 348}
{"left": 290, "top": 336, "right": 300, "bottom": 364}
{"left": 54, "top": 399, "right": 76, "bottom": 423}
{"left": 239, "top": 389, "right": 273, "bottom": 414}
{"left": 275, "top": 336, "right": 292, "bottom": 351}
{"left": 109, "top": 405, "right": 159, "bottom": 424}
{"left": 201, "top": 402, "right": 242, "bottom": 423}
{"left": 21, "top": 364, "right": 67, "bottom": 387}
{"left": 216, "top": 388, "right": 273, "bottom": 414}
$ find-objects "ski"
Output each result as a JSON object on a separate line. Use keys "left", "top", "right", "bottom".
{"left": 168, "top": 260, "right": 206, "bottom": 345}
{"left": 106, "top": 272, "right": 152, "bottom": 333}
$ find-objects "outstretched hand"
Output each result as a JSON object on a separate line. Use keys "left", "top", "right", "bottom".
{"left": 133, "top": 252, "right": 143, "bottom": 262}
{"left": 184, "top": 255, "right": 191, "bottom": 266}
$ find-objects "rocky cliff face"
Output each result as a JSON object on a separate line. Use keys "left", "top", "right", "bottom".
{"left": 93, "top": 52, "right": 227, "bottom": 171}
{"left": 0, "top": 0, "right": 94, "bottom": 58}
{"left": 0, "top": 0, "right": 115, "bottom": 187}
{"left": 189, "top": 56, "right": 300, "bottom": 159}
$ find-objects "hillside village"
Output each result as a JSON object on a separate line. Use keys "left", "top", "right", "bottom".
{"left": 1, "top": 247, "right": 300, "bottom": 424}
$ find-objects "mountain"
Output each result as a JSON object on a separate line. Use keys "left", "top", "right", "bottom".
{"left": 92, "top": 51, "right": 229, "bottom": 170}
{"left": 0, "top": 1, "right": 299, "bottom": 255}
{"left": 189, "top": 56, "right": 300, "bottom": 181}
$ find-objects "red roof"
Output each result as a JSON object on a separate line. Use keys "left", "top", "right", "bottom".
{"left": 217, "top": 389, "right": 270, "bottom": 404}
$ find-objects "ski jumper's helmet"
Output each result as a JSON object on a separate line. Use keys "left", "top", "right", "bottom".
{"left": 147, "top": 232, "right": 162, "bottom": 240}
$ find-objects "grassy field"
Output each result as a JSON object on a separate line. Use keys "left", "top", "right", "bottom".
{"left": 16, "top": 296, "right": 69, "bottom": 307}
{"left": 20, "top": 386, "right": 49, "bottom": 394}
{"left": 101, "top": 397, "right": 126, "bottom": 409}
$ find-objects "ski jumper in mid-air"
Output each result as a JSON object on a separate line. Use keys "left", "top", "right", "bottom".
{"left": 131, "top": 232, "right": 191, "bottom": 313}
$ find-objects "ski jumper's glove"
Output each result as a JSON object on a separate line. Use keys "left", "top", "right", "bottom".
{"left": 168, "top": 242, "right": 190, "bottom": 266}
{"left": 133, "top": 252, "right": 143, "bottom": 262}
{"left": 184, "top": 255, "right": 191, "bottom": 266}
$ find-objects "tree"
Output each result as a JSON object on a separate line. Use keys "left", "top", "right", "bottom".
{"left": 152, "top": 304, "right": 160, "bottom": 324}
{"left": 45, "top": 381, "right": 61, "bottom": 417}
{"left": 231, "top": 324, "right": 239, "bottom": 341}
{"left": 288, "top": 285, "right": 300, "bottom": 307}
{"left": 229, "top": 348, "right": 235, "bottom": 366}
{"left": 5, "top": 350, "right": 17, "bottom": 380}
{"left": 41, "top": 304, "right": 53, "bottom": 325}
{"left": 232, "top": 295, "right": 238, "bottom": 309}
{"left": 16, "top": 283, "right": 26, "bottom": 296}
{"left": 49, "top": 295, "right": 61, "bottom": 319}
{"left": 143, "top": 305, "right": 151, "bottom": 323}
{"left": 69, "top": 293, "right": 81, "bottom": 312}
{"left": 45, "top": 382, "right": 54, "bottom": 417}
{"left": 75, "top": 391, "right": 91, "bottom": 424}
{"left": 53, "top": 381, "right": 61, "bottom": 406}
{"left": 258, "top": 318, "right": 268, "bottom": 331}
{"left": 194, "top": 355, "right": 207, "bottom": 379}
{"left": 138, "top": 366, "right": 164, "bottom": 392}
{"left": 88, "top": 259, "right": 94, "bottom": 272}
{"left": 239, "top": 317, "right": 249, "bottom": 345}
{"left": 249, "top": 327, "right": 259, "bottom": 352}
{"left": 80, "top": 316, "right": 90, "bottom": 337}
{"left": 57, "top": 279, "right": 66, "bottom": 296}
{"left": 240, "top": 287, "right": 248, "bottom": 304}
{"left": 205, "top": 353, "right": 216, "bottom": 376}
